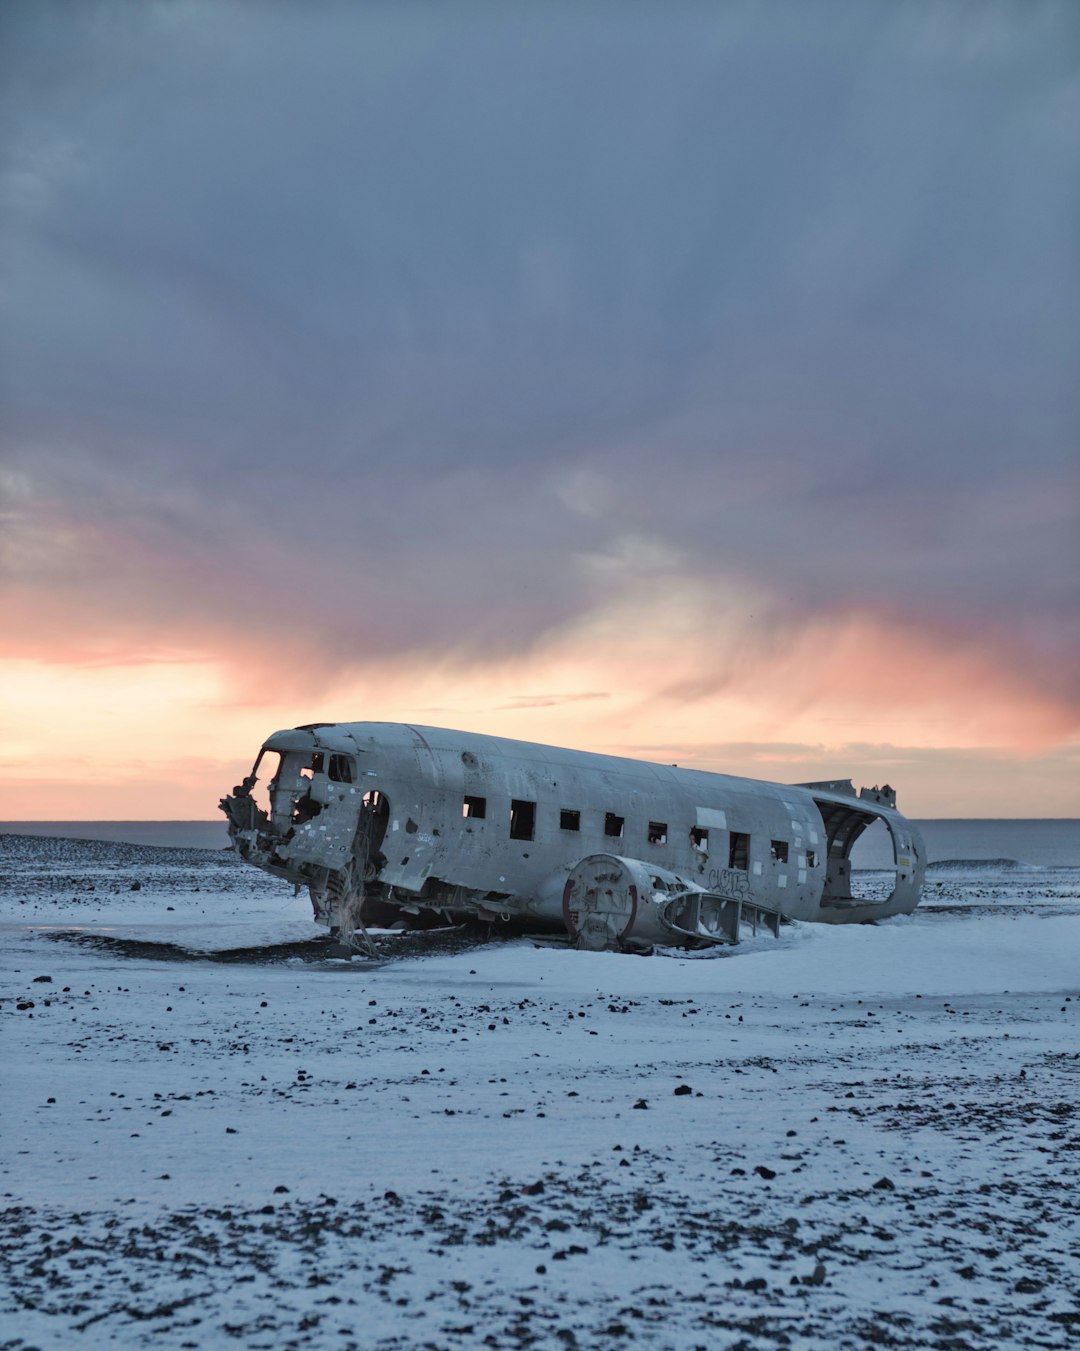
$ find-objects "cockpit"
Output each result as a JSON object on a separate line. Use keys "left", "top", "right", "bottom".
{"left": 238, "top": 747, "right": 358, "bottom": 834}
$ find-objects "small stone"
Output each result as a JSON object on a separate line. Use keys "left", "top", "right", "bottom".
{"left": 754, "top": 1165, "right": 777, "bottom": 1180}
{"left": 673, "top": 1084, "right": 693, "bottom": 1096}
{"left": 872, "top": 1176, "right": 895, "bottom": 1191}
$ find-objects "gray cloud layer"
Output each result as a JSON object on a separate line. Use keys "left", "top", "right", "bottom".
{"left": 2, "top": 1, "right": 1078, "bottom": 710}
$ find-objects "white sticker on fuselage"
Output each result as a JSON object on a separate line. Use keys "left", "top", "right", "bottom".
{"left": 695, "top": 807, "right": 727, "bottom": 830}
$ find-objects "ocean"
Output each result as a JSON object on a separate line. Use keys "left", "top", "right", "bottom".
{"left": 2, "top": 818, "right": 1078, "bottom": 867}
{"left": 903, "top": 819, "right": 1080, "bottom": 869}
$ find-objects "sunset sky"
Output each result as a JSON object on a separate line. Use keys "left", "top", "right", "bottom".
{"left": 1, "top": 0, "right": 1077, "bottom": 820}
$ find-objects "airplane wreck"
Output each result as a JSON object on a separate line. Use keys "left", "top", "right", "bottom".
{"left": 220, "top": 723, "right": 925, "bottom": 954}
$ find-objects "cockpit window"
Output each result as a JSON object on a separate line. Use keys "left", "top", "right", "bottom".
{"left": 245, "top": 749, "right": 282, "bottom": 815}
{"left": 329, "top": 754, "right": 354, "bottom": 783}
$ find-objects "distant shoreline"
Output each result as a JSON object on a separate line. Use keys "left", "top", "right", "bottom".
{"left": 2, "top": 819, "right": 1078, "bottom": 867}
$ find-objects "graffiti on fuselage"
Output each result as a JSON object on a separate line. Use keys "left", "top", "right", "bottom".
{"left": 704, "top": 867, "right": 752, "bottom": 899}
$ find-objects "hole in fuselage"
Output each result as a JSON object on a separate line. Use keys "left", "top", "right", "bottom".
{"left": 847, "top": 818, "right": 898, "bottom": 901}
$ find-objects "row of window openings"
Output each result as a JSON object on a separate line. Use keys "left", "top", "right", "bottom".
{"left": 462, "top": 796, "right": 813, "bottom": 868}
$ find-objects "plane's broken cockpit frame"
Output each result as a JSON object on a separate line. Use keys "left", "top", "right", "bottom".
{"left": 219, "top": 728, "right": 385, "bottom": 955}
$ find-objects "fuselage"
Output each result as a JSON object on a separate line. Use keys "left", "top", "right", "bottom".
{"left": 220, "top": 721, "right": 925, "bottom": 949}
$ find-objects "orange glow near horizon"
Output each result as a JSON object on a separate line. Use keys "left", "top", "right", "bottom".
{"left": 1, "top": 591, "right": 1078, "bottom": 821}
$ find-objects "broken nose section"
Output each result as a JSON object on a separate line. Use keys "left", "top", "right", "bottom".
{"left": 221, "top": 786, "right": 362, "bottom": 877}
{"left": 220, "top": 746, "right": 380, "bottom": 957}
{"left": 219, "top": 780, "right": 268, "bottom": 857}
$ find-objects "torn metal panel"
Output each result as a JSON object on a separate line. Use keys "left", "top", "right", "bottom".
{"left": 220, "top": 722, "right": 925, "bottom": 953}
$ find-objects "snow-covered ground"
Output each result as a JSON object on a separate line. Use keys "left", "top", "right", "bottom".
{"left": 2, "top": 834, "right": 1078, "bottom": 1350}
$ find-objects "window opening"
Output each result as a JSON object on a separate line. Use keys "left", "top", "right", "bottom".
{"left": 806, "top": 849, "right": 817, "bottom": 868}
{"left": 729, "top": 832, "right": 750, "bottom": 870}
{"left": 560, "top": 809, "right": 580, "bottom": 831}
{"left": 648, "top": 821, "right": 668, "bottom": 845}
{"left": 247, "top": 749, "right": 281, "bottom": 817}
{"left": 463, "top": 795, "right": 487, "bottom": 819}
{"left": 329, "top": 754, "right": 353, "bottom": 783}
{"left": 510, "top": 799, "right": 535, "bottom": 841}
{"left": 690, "top": 827, "right": 708, "bottom": 852}
{"left": 604, "top": 812, "right": 624, "bottom": 839}
{"left": 770, "top": 839, "right": 789, "bottom": 863}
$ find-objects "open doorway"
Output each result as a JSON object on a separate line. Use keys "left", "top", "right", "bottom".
{"left": 360, "top": 789, "right": 390, "bottom": 860}
{"left": 847, "top": 817, "right": 898, "bottom": 902}
{"left": 814, "top": 799, "right": 899, "bottom": 908}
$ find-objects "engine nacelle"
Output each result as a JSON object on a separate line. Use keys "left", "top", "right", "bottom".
{"left": 562, "top": 854, "right": 761, "bottom": 952}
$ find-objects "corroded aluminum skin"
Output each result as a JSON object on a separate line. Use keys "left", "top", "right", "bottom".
{"left": 221, "top": 721, "right": 925, "bottom": 949}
